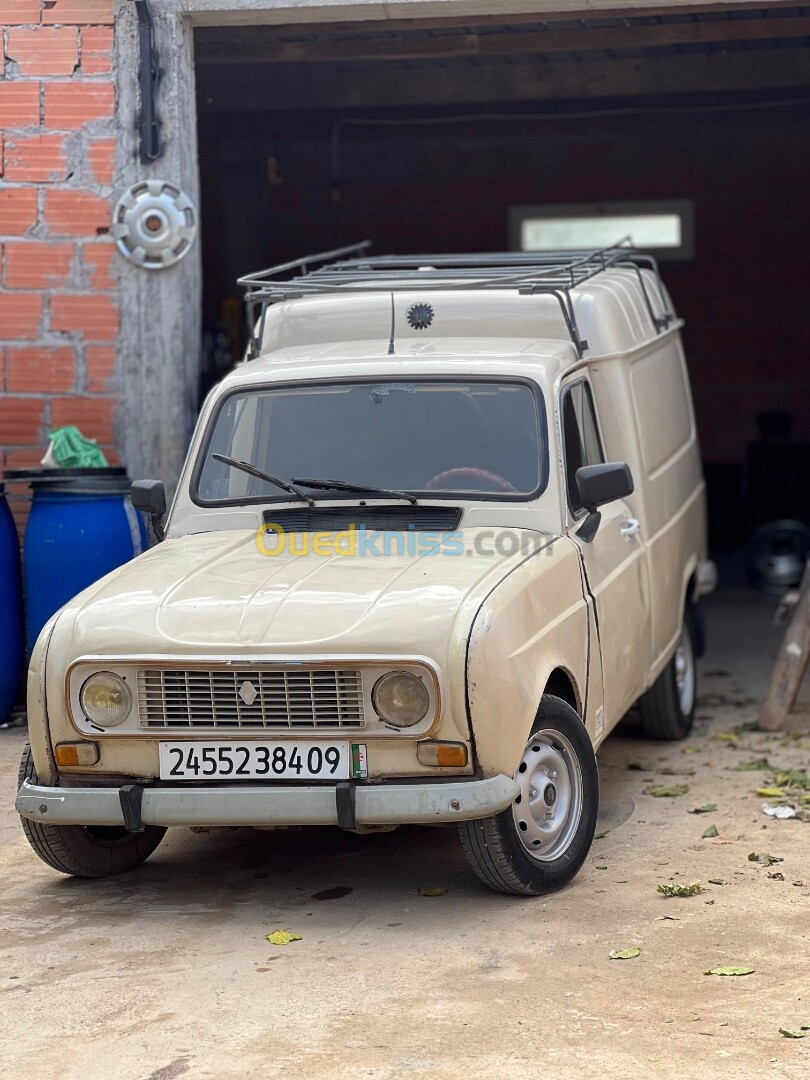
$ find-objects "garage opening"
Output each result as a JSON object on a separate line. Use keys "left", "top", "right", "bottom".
{"left": 194, "top": 6, "right": 810, "bottom": 564}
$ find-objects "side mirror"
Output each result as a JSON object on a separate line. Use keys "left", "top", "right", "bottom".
{"left": 574, "top": 463, "right": 634, "bottom": 542}
{"left": 131, "top": 480, "right": 166, "bottom": 541}
{"left": 131, "top": 479, "right": 166, "bottom": 516}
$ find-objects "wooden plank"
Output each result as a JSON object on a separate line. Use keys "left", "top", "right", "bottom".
{"left": 195, "top": 15, "right": 810, "bottom": 65}
{"left": 196, "top": 46, "right": 810, "bottom": 111}
{"left": 189, "top": 1, "right": 809, "bottom": 34}
{"left": 759, "top": 561, "right": 810, "bottom": 731}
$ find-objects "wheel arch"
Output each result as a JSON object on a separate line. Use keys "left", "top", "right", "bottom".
{"left": 682, "top": 565, "right": 706, "bottom": 658}
{"left": 542, "top": 667, "right": 582, "bottom": 717}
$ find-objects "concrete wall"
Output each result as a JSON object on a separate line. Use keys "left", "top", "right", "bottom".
{"left": 113, "top": 2, "right": 200, "bottom": 495}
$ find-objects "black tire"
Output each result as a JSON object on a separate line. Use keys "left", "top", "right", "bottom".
{"left": 638, "top": 607, "right": 697, "bottom": 741}
{"left": 17, "top": 743, "right": 166, "bottom": 878}
{"left": 458, "top": 696, "right": 599, "bottom": 895}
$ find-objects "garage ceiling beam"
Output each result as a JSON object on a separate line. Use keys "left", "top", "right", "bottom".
{"left": 188, "top": 0, "right": 808, "bottom": 31}
{"left": 197, "top": 47, "right": 810, "bottom": 112}
{"left": 195, "top": 15, "right": 810, "bottom": 65}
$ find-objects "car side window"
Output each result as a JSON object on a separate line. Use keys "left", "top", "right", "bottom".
{"left": 561, "top": 380, "right": 605, "bottom": 515}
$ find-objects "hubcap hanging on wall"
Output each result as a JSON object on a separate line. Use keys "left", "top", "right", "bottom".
{"left": 111, "top": 180, "right": 197, "bottom": 270}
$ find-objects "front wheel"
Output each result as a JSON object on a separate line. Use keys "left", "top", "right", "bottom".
{"left": 459, "top": 696, "right": 599, "bottom": 895}
{"left": 638, "top": 608, "right": 697, "bottom": 740}
{"left": 17, "top": 744, "right": 166, "bottom": 878}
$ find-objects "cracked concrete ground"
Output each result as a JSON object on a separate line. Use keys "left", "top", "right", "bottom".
{"left": 1, "top": 589, "right": 808, "bottom": 1080}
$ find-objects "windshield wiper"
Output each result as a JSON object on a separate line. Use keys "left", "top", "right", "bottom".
{"left": 212, "top": 453, "right": 315, "bottom": 506}
{"left": 292, "top": 477, "right": 418, "bottom": 505}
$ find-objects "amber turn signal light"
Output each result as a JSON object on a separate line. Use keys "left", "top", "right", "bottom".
{"left": 55, "top": 741, "right": 99, "bottom": 767}
{"left": 417, "top": 741, "right": 468, "bottom": 767}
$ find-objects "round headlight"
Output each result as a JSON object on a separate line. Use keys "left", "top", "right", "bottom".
{"left": 79, "top": 672, "right": 132, "bottom": 728}
{"left": 372, "top": 671, "right": 430, "bottom": 728}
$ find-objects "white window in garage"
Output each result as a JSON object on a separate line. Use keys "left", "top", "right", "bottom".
{"left": 510, "top": 200, "right": 694, "bottom": 260}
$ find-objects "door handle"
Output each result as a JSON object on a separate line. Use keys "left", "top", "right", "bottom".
{"left": 620, "top": 518, "right": 641, "bottom": 537}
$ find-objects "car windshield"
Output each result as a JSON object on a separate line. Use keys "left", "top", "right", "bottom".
{"left": 195, "top": 379, "right": 546, "bottom": 503}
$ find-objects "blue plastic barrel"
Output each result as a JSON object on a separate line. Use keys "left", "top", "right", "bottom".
{"left": 6, "top": 469, "right": 147, "bottom": 652}
{"left": 0, "top": 483, "right": 25, "bottom": 724}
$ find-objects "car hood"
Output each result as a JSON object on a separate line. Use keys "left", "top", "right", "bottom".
{"left": 55, "top": 527, "right": 555, "bottom": 664}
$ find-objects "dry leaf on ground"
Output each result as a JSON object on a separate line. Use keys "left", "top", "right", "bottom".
{"left": 704, "top": 966, "right": 754, "bottom": 977}
{"left": 266, "top": 930, "right": 303, "bottom": 945}
{"left": 657, "top": 882, "right": 703, "bottom": 897}
{"left": 748, "top": 852, "right": 784, "bottom": 867}
{"left": 643, "top": 784, "right": 689, "bottom": 798}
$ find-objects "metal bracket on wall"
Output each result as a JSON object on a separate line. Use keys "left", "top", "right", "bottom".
{"left": 131, "top": 0, "right": 163, "bottom": 162}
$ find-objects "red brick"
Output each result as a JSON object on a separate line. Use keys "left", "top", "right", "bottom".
{"left": 80, "top": 27, "right": 112, "bottom": 75}
{"left": 3, "top": 449, "right": 47, "bottom": 472}
{"left": 86, "top": 138, "right": 115, "bottom": 184}
{"left": 0, "top": 398, "right": 45, "bottom": 445}
{"left": 3, "top": 2, "right": 42, "bottom": 25}
{"left": 0, "top": 189, "right": 38, "bottom": 236}
{"left": 50, "top": 396, "right": 116, "bottom": 445}
{"left": 4, "top": 241, "right": 75, "bottom": 288}
{"left": 7, "top": 28, "right": 78, "bottom": 77}
{"left": 85, "top": 344, "right": 115, "bottom": 391}
{"left": 0, "top": 83, "right": 40, "bottom": 128}
{"left": 6, "top": 346, "right": 75, "bottom": 392}
{"left": 2, "top": 447, "right": 47, "bottom": 523}
{"left": 0, "top": 293, "right": 43, "bottom": 338}
{"left": 44, "top": 189, "right": 109, "bottom": 237}
{"left": 45, "top": 83, "right": 113, "bottom": 128}
{"left": 50, "top": 293, "right": 118, "bottom": 340}
{"left": 42, "top": 1, "right": 114, "bottom": 24}
{"left": 3, "top": 134, "right": 68, "bottom": 183}
{"left": 82, "top": 241, "right": 115, "bottom": 289}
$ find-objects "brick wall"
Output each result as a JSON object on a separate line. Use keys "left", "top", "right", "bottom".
{"left": 1, "top": 0, "right": 117, "bottom": 530}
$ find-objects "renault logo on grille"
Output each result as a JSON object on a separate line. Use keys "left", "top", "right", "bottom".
{"left": 239, "top": 680, "right": 258, "bottom": 706}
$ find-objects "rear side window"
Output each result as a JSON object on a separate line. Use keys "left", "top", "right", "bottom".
{"left": 561, "top": 380, "right": 604, "bottom": 514}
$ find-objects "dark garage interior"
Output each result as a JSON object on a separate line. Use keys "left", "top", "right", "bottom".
{"left": 194, "top": 5, "right": 810, "bottom": 564}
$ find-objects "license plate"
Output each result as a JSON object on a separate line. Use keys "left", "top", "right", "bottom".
{"left": 159, "top": 741, "right": 367, "bottom": 781}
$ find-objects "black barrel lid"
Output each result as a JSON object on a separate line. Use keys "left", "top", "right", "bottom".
{"left": 3, "top": 467, "right": 133, "bottom": 495}
{"left": 4, "top": 467, "right": 128, "bottom": 482}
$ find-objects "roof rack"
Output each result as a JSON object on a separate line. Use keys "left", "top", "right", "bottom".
{"left": 238, "top": 239, "right": 673, "bottom": 359}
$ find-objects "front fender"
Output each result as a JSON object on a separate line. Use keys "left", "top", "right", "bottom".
{"left": 26, "top": 614, "right": 61, "bottom": 784}
{"left": 466, "top": 537, "right": 591, "bottom": 778}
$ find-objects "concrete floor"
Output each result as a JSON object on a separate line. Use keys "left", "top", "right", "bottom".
{"left": 1, "top": 590, "right": 808, "bottom": 1080}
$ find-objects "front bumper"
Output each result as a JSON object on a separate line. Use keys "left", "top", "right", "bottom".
{"left": 16, "top": 775, "right": 518, "bottom": 829}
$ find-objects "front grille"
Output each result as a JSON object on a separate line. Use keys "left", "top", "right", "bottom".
{"left": 136, "top": 667, "right": 365, "bottom": 730}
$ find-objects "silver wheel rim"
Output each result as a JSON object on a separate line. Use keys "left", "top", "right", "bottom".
{"left": 512, "top": 728, "right": 584, "bottom": 863}
{"left": 674, "top": 623, "right": 695, "bottom": 715}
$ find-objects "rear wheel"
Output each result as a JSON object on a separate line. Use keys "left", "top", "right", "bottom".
{"left": 459, "top": 696, "right": 599, "bottom": 895}
{"left": 17, "top": 743, "right": 166, "bottom": 878}
{"left": 639, "top": 608, "right": 697, "bottom": 740}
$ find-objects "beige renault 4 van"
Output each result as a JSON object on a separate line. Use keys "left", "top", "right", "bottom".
{"left": 17, "top": 242, "right": 715, "bottom": 894}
